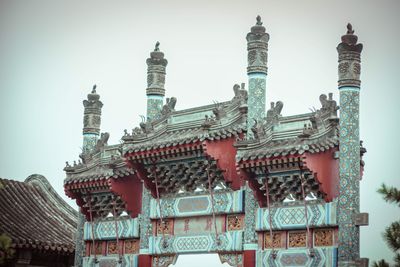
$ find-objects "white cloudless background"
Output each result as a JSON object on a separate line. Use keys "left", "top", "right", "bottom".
{"left": 1, "top": 0, "right": 399, "bottom": 265}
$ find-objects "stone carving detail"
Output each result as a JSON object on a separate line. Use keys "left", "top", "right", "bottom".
{"left": 227, "top": 215, "right": 244, "bottom": 231}
{"left": 146, "top": 42, "right": 168, "bottom": 96}
{"left": 161, "top": 97, "right": 177, "bottom": 116}
{"left": 152, "top": 255, "right": 177, "bottom": 267}
{"left": 212, "top": 101, "right": 226, "bottom": 120}
{"left": 107, "top": 241, "right": 119, "bottom": 255}
{"left": 232, "top": 83, "right": 248, "bottom": 103}
{"left": 314, "top": 229, "right": 334, "bottom": 247}
{"left": 247, "top": 77, "right": 266, "bottom": 139}
{"left": 315, "top": 93, "right": 339, "bottom": 120}
{"left": 251, "top": 119, "right": 266, "bottom": 140}
{"left": 157, "top": 219, "right": 173, "bottom": 235}
{"left": 266, "top": 101, "right": 283, "bottom": 124}
{"left": 140, "top": 187, "right": 153, "bottom": 251}
{"left": 246, "top": 16, "right": 269, "bottom": 74}
{"left": 244, "top": 184, "right": 258, "bottom": 244}
{"left": 83, "top": 85, "right": 103, "bottom": 135}
{"left": 219, "top": 253, "right": 243, "bottom": 267}
{"left": 94, "top": 132, "right": 110, "bottom": 153}
{"left": 74, "top": 214, "right": 85, "bottom": 267}
{"left": 147, "top": 98, "right": 163, "bottom": 122}
{"left": 124, "top": 240, "right": 139, "bottom": 254}
{"left": 288, "top": 231, "right": 307, "bottom": 248}
{"left": 337, "top": 23, "right": 363, "bottom": 88}
{"left": 201, "top": 115, "right": 216, "bottom": 129}
{"left": 264, "top": 232, "right": 283, "bottom": 249}
{"left": 338, "top": 89, "right": 361, "bottom": 261}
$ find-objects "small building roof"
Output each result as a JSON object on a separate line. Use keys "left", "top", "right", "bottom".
{"left": 0, "top": 174, "right": 77, "bottom": 253}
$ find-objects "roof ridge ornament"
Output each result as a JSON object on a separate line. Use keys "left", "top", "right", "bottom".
{"left": 154, "top": 41, "right": 160, "bottom": 52}
{"left": 256, "top": 15, "right": 263, "bottom": 26}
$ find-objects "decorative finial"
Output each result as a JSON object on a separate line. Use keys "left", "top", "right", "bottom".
{"left": 256, "top": 15, "right": 262, "bottom": 26}
{"left": 154, "top": 41, "right": 160, "bottom": 52}
{"left": 92, "top": 84, "right": 97, "bottom": 93}
{"left": 346, "top": 23, "right": 354, "bottom": 34}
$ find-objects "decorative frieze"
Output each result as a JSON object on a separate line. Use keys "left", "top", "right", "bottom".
{"left": 83, "top": 254, "right": 138, "bottom": 267}
{"left": 150, "top": 189, "right": 244, "bottom": 218}
{"left": 314, "top": 229, "right": 334, "bottom": 247}
{"left": 124, "top": 240, "right": 139, "bottom": 254}
{"left": 288, "top": 231, "right": 307, "bottom": 248}
{"left": 256, "top": 247, "right": 338, "bottom": 267}
{"left": 227, "top": 214, "right": 244, "bottom": 231}
{"left": 256, "top": 201, "right": 337, "bottom": 230}
{"left": 149, "top": 231, "right": 243, "bottom": 255}
{"left": 219, "top": 253, "right": 243, "bottom": 267}
{"left": 264, "top": 232, "right": 285, "bottom": 249}
{"left": 84, "top": 217, "right": 139, "bottom": 240}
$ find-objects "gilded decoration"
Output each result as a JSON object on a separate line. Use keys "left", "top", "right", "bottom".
{"left": 288, "top": 231, "right": 307, "bottom": 248}
{"left": 264, "top": 232, "right": 283, "bottom": 249}
{"left": 314, "top": 229, "right": 334, "bottom": 247}
{"left": 107, "top": 241, "right": 120, "bottom": 255}
{"left": 124, "top": 239, "right": 139, "bottom": 254}
{"left": 157, "top": 219, "right": 173, "bottom": 235}
{"left": 227, "top": 215, "right": 244, "bottom": 231}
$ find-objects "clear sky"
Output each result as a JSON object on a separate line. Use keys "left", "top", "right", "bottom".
{"left": 1, "top": 0, "right": 399, "bottom": 265}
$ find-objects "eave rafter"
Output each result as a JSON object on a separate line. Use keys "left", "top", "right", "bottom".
{"left": 237, "top": 155, "right": 326, "bottom": 206}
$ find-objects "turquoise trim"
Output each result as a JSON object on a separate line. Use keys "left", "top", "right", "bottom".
{"left": 248, "top": 73, "right": 267, "bottom": 78}
{"left": 147, "top": 95, "right": 164, "bottom": 100}
{"left": 338, "top": 86, "right": 360, "bottom": 92}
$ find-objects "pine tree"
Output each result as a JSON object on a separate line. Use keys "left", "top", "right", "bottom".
{"left": 373, "top": 183, "right": 400, "bottom": 267}
{"left": 0, "top": 233, "right": 15, "bottom": 266}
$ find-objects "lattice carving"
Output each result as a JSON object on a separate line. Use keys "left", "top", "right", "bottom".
{"left": 314, "top": 229, "right": 334, "bottom": 247}
{"left": 264, "top": 232, "right": 284, "bottom": 249}
{"left": 124, "top": 239, "right": 139, "bottom": 254}
{"left": 227, "top": 215, "right": 244, "bottom": 231}
{"left": 157, "top": 219, "right": 173, "bottom": 235}
{"left": 152, "top": 255, "right": 177, "bottom": 267}
{"left": 288, "top": 231, "right": 307, "bottom": 248}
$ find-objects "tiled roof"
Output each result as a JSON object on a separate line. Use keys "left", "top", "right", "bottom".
{"left": 0, "top": 174, "right": 77, "bottom": 253}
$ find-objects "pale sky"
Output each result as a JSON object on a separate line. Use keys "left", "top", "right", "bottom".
{"left": 1, "top": 0, "right": 399, "bottom": 265}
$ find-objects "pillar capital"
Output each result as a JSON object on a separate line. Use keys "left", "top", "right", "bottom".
{"left": 337, "top": 24, "right": 363, "bottom": 88}
{"left": 246, "top": 15, "right": 269, "bottom": 75}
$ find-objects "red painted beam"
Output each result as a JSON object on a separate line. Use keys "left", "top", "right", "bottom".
{"left": 304, "top": 148, "right": 339, "bottom": 201}
{"left": 203, "top": 138, "right": 242, "bottom": 190}
{"left": 110, "top": 175, "right": 143, "bottom": 218}
{"left": 138, "top": 255, "right": 152, "bottom": 267}
{"left": 243, "top": 250, "right": 256, "bottom": 267}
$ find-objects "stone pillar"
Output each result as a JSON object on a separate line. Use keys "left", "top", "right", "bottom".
{"left": 146, "top": 42, "right": 168, "bottom": 121}
{"left": 74, "top": 85, "right": 103, "bottom": 267}
{"left": 337, "top": 24, "right": 363, "bottom": 266}
{"left": 243, "top": 183, "right": 258, "bottom": 266}
{"left": 82, "top": 85, "right": 103, "bottom": 154}
{"left": 246, "top": 15, "right": 269, "bottom": 139}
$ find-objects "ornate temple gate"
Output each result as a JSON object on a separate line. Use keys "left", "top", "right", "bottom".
{"left": 64, "top": 17, "right": 369, "bottom": 267}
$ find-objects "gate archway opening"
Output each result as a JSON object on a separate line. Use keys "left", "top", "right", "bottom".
{"left": 173, "top": 254, "right": 231, "bottom": 267}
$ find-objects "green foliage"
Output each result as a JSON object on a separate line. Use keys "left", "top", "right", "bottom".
{"left": 374, "top": 184, "right": 400, "bottom": 267}
{"left": 0, "top": 233, "right": 15, "bottom": 265}
{"left": 372, "top": 259, "right": 390, "bottom": 267}
{"left": 378, "top": 183, "right": 400, "bottom": 207}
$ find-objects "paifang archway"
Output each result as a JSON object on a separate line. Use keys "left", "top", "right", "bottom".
{"left": 64, "top": 17, "right": 369, "bottom": 267}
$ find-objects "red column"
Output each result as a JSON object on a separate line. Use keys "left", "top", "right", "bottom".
{"left": 243, "top": 250, "right": 256, "bottom": 267}
{"left": 138, "top": 255, "right": 152, "bottom": 267}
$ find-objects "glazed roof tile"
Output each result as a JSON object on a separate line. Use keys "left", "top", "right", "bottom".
{"left": 0, "top": 175, "right": 77, "bottom": 253}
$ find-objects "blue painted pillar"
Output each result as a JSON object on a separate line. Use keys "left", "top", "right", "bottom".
{"left": 74, "top": 85, "right": 103, "bottom": 267}
{"left": 337, "top": 24, "right": 363, "bottom": 266}
{"left": 246, "top": 15, "right": 269, "bottom": 139}
{"left": 146, "top": 42, "right": 168, "bottom": 121}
